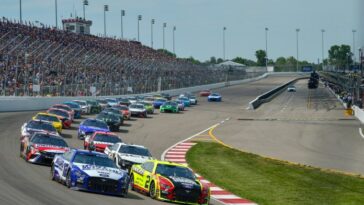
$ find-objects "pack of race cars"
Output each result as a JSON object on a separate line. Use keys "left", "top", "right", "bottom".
{"left": 19, "top": 91, "right": 221, "bottom": 205}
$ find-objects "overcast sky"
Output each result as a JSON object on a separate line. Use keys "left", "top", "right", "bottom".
{"left": 0, "top": 0, "right": 361, "bottom": 62}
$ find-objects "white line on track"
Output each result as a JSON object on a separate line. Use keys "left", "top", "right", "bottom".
{"left": 359, "top": 128, "right": 364, "bottom": 139}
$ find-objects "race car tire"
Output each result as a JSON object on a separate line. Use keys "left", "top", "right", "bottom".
{"left": 149, "top": 181, "right": 157, "bottom": 199}
{"left": 50, "top": 164, "right": 55, "bottom": 181}
{"left": 129, "top": 174, "right": 135, "bottom": 191}
{"left": 66, "top": 171, "right": 71, "bottom": 188}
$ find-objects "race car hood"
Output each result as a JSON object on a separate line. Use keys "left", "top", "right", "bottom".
{"left": 129, "top": 108, "right": 145, "bottom": 112}
{"left": 22, "top": 127, "right": 58, "bottom": 137}
{"left": 80, "top": 126, "right": 109, "bottom": 133}
{"left": 118, "top": 154, "right": 151, "bottom": 164}
{"left": 73, "top": 163, "right": 125, "bottom": 180}
{"left": 33, "top": 144, "right": 68, "bottom": 153}
{"left": 165, "top": 176, "right": 201, "bottom": 190}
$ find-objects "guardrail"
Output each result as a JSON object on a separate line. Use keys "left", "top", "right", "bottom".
{"left": 0, "top": 73, "right": 270, "bottom": 112}
{"left": 249, "top": 75, "right": 309, "bottom": 109}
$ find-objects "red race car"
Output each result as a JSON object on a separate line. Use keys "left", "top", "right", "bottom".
{"left": 47, "top": 108, "right": 72, "bottom": 129}
{"left": 84, "top": 131, "right": 122, "bottom": 152}
{"left": 20, "top": 132, "right": 69, "bottom": 165}
{"left": 112, "top": 105, "right": 131, "bottom": 120}
{"left": 200, "top": 89, "right": 211, "bottom": 97}
{"left": 51, "top": 104, "right": 75, "bottom": 121}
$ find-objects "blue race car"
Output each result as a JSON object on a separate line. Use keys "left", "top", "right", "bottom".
{"left": 63, "top": 102, "right": 82, "bottom": 119}
{"left": 78, "top": 118, "right": 109, "bottom": 140}
{"left": 208, "top": 93, "right": 222, "bottom": 102}
{"left": 51, "top": 149, "right": 129, "bottom": 197}
{"left": 178, "top": 96, "right": 191, "bottom": 107}
{"left": 153, "top": 98, "right": 167, "bottom": 108}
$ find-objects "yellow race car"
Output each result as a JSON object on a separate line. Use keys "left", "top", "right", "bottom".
{"left": 130, "top": 160, "right": 210, "bottom": 205}
{"left": 32, "top": 112, "right": 62, "bottom": 133}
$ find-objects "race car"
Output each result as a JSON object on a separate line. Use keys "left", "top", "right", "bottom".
{"left": 20, "top": 132, "right": 69, "bottom": 164}
{"left": 86, "top": 100, "right": 102, "bottom": 114}
{"left": 130, "top": 160, "right": 210, "bottom": 205}
{"left": 153, "top": 98, "right": 167, "bottom": 109}
{"left": 47, "top": 108, "right": 72, "bottom": 129}
{"left": 129, "top": 103, "right": 148, "bottom": 118}
{"left": 73, "top": 100, "right": 91, "bottom": 114}
{"left": 112, "top": 105, "right": 131, "bottom": 120}
{"left": 207, "top": 93, "right": 222, "bottom": 102}
{"left": 199, "top": 90, "right": 211, "bottom": 97}
{"left": 160, "top": 93, "right": 172, "bottom": 100}
{"left": 84, "top": 131, "right": 122, "bottom": 152}
{"left": 105, "top": 143, "right": 152, "bottom": 171}
{"left": 63, "top": 101, "right": 82, "bottom": 119}
{"left": 105, "top": 98, "right": 119, "bottom": 107}
{"left": 96, "top": 112, "right": 122, "bottom": 131}
{"left": 116, "top": 98, "right": 131, "bottom": 107}
{"left": 189, "top": 96, "right": 198, "bottom": 105}
{"left": 101, "top": 108, "right": 125, "bottom": 122}
{"left": 51, "top": 104, "right": 75, "bottom": 121}
{"left": 139, "top": 101, "right": 155, "bottom": 114}
{"left": 287, "top": 85, "right": 296, "bottom": 92}
{"left": 77, "top": 118, "right": 110, "bottom": 140}
{"left": 32, "top": 112, "right": 63, "bottom": 133}
{"left": 127, "top": 96, "right": 138, "bottom": 104}
{"left": 160, "top": 101, "right": 179, "bottom": 113}
{"left": 178, "top": 96, "right": 191, "bottom": 107}
{"left": 172, "top": 100, "right": 185, "bottom": 111}
{"left": 51, "top": 149, "right": 129, "bottom": 196}
{"left": 96, "top": 99, "right": 109, "bottom": 110}
{"left": 21, "top": 120, "right": 59, "bottom": 138}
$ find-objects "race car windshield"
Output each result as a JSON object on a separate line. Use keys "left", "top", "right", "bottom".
{"left": 97, "top": 100, "right": 107, "bottom": 104}
{"left": 119, "top": 146, "right": 151, "bottom": 157}
{"left": 106, "top": 99, "right": 117, "bottom": 103}
{"left": 35, "top": 114, "right": 60, "bottom": 122}
{"left": 94, "top": 134, "right": 122, "bottom": 143}
{"left": 31, "top": 134, "right": 68, "bottom": 147}
{"left": 155, "top": 165, "right": 195, "bottom": 180}
{"left": 83, "top": 120, "right": 108, "bottom": 129}
{"left": 156, "top": 99, "right": 166, "bottom": 102}
{"left": 179, "top": 97, "right": 188, "bottom": 101}
{"left": 48, "top": 110, "right": 68, "bottom": 118}
{"left": 103, "top": 109, "right": 119, "bottom": 115}
{"left": 73, "top": 153, "right": 117, "bottom": 168}
{"left": 53, "top": 105, "right": 71, "bottom": 111}
{"left": 27, "top": 121, "right": 57, "bottom": 132}
{"left": 130, "top": 104, "right": 144, "bottom": 109}
{"left": 97, "top": 114, "right": 119, "bottom": 122}
{"left": 64, "top": 103, "right": 80, "bottom": 109}
{"left": 75, "top": 101, "right": 86, "bottom": 106}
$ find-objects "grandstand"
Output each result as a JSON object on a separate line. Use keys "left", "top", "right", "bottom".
{"left": 0, "top": 18, "right": 264, "bottom": 96}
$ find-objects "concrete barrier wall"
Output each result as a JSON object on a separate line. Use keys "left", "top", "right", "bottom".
{"left": 353, "top": 106, "right": 364, "bottom": 124}
{"left": 0, "top": 73, "right": 270, "bottom": 112}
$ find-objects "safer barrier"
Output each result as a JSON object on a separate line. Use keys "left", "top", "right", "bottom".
{"left": 249, "top": 75, "right": 309, "bottom": 109}
{"left": 0, "top": 73, "right": 270, "bottom": 112}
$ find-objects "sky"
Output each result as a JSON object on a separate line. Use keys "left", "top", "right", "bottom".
{"left": 0, "top": 0, "right": 361, "bottom": 63}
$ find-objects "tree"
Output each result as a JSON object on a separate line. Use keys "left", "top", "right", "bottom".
{"left": 255, "top": 50, "right": 267, "bottom": 66}
{"left": 232, "top": 57, "right": 256, "bottom": 66}
{"left": 216, "top": 58, "right": 224, "bottom": 64}
{"left": 209, "top": 56, "right": 217, "bottom": 64}
{"left": 275, "top": 57, "right": 287, "bottom": 66}
{"left": 328, "top": 44, "right": 352, "bottom": 69}
{"left": 157, "top": 49, "right": 176, "bottom": 58}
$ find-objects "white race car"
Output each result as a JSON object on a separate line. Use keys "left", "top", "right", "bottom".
{"left": 105, "top": 143, "right": 153, "bottom": 171}
{"left": 73, "top": 100, "right": 91, "bottom": 114}
{"left": 287, "top": 85, "right": 296, "bottom": 92}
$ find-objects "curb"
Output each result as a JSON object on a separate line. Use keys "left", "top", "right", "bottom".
{"left": 162, "top": 141, "right": 257, "bottom": 205}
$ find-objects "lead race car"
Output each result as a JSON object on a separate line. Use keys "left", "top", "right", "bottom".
{"left": 130, "top": 160, "right": 210, "bottom": 205}
{"left": 51, "top": 149, "right": 129, "bottom": 197}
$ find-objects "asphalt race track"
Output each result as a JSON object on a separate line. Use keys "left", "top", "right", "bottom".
{"left": 0, "top": 75, "right": 338, "bottom": 205}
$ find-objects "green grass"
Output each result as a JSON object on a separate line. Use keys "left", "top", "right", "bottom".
{"left": 186, "top": 142, "right": 364, "bottom": 205}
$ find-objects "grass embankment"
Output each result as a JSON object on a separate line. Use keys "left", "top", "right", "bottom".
{"left": 186, "top": 142, "right": 364, "bottom": 205}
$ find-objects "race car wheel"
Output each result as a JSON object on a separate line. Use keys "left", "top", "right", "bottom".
{"left": 50, "top": 164, "right": 55, "bottom": 181}
{"left": 149, "top": 181, "right": 157, "bottom": 199}
{"left": 66, "top": 171, "right": 71, "bottom": 188}
{"left": 129, "top": 174, "right": 135, "bottom": 191}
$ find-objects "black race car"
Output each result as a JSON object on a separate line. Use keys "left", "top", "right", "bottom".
{"left": 96, "top": 112, "right": 122, "bottom": 131}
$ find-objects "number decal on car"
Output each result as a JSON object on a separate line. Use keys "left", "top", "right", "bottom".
{"left": 145, "top": 175, "right": 151, "bottom": 189}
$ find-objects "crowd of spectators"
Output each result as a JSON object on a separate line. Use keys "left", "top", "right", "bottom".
{"left": 0, "top": 18, "right": 259, "bottom": 96}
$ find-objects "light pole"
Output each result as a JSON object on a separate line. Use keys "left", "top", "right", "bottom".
{"left": 352, "top": 29, "right": 357, "bottom": 63}
{"left": 19, "top": 0, "right": 22, "bottom": 24}
{"left": 151, "top": 19, "right": 155, "bottom": 48}
{"left": 265, "top": 27, "right": 269, "bottom": 69}
{"left": 163, "top": 23, "right": 167, "bottom": 50}
{"left": 223, "top": 27, "right": 226, "bottom": 60}
{"left": 104, "top": 5, "right": 109, "bottom": 37}
{"left": 55, "top": 0, "right": 58, "bottom": 28}
{"left": 120, "top": 10, "right": 125, "bottom": 39}
{"left": 173, "top": 26, "right": 176, "bottom": 54}
{"left": 321, "top": 29, "right": 325, "bottom": 66}
{"left": 296, "top": 28, "right": 300, "bottom": 72}
{"left": 83, "top": 0, "right": 88, "bottom": 20}
{"left": 137, "top": 15, "right": 142, "bottom": 41}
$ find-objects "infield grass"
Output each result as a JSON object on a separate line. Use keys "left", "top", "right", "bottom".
{"left": 186, "top": 142, "right": 364, "bottom": 205}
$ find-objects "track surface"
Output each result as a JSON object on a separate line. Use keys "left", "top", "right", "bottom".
{"left": 0, "top": 75, "right": 310, "bottom": 205}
